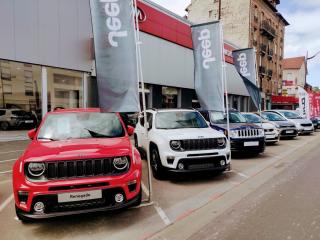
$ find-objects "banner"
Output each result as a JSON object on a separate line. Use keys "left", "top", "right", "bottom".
{"left": 298, "top": 86, "right": 310, "bottom": 119}
{"left": 191, "top": 21, "right": 224, "bottom": 111}
{"left": 232, "top": 48, "right": 261, "bottom": 110}
{"left": 90, "top": 0, "right": 139, "bottom": 112}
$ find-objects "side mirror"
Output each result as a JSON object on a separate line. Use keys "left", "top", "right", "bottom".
{"left": 127, "top": 125, "right": 135, "bottom": 136}
{"left": 28, "top": 129, "right": 37, "bottom": 140}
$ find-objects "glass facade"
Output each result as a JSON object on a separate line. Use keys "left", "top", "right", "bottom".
{"left": 0, "top": 60, "right": 85, "bottom": 132}
{"left": 47, "top": 67, "right": 84, "bottom": 111}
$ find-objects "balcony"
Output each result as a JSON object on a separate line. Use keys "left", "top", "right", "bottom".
{"left": 267, "top": 49, "right": 273, "bottom": 60}
{"left": 267, "top": 69, "right": 273, "bottom": 78}
{"left": 260, "top": 20, "right": 276, "bottom": 39}
{"left": 259, "top": 66, "right": 266, "bottom": 76}
{"left": 260, "top": 44, "right": 267, "bottom": 55}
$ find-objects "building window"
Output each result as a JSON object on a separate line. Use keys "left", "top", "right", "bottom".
{"left": 209, "top": 10, "right": 213, "bottom": 18}
{"left": 0, "top": 67, "right": 11, "bottom": 81}
{"left": 47, "top": 68, "right": 84, "bottom": 111}
{"left": 3, "top": 84, "right": 12, "bottom": 94}
{"left": 0, "top": 60, "right": 41, "bottom": 121}
{"left": 25, "top": 86, "right": 34, "bottom": 96}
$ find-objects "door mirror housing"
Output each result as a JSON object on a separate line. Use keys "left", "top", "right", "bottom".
{"left": 28, "top": 129, "right": 37, "bottom": 140}
{"left": 127, "top": 125, "right": 135, "bottom": 136}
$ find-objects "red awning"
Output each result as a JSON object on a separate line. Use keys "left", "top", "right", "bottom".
{"left": 272, "top": 96, "right": 298, "bottom": 104}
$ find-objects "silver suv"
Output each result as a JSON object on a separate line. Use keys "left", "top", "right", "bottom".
{"left": 0, "top": 109, "right": 35, "bottom": 130}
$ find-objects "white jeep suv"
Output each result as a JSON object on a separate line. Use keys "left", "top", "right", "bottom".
{"left": 134, "top": 109, "right": 231, "bottom": 180}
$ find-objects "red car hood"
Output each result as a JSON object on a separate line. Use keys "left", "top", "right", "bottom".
{"left": 22, "top": 138, "right": 132, "bottom": 162}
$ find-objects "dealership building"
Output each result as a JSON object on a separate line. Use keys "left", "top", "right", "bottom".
{"left": 0, "top": 0, "right": 252, "bottom": 119}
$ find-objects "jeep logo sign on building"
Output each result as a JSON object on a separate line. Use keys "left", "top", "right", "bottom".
{"left": 90, "top": 0, "right": 139, "bottom": 112}
{"left": 191, "top": 21, "right": 224, "bottom": 111}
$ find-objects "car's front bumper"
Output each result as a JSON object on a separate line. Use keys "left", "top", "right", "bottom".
{"left": 13, "top": 169, "right": 141, "bottom": 218}
{"left": 230, "top": 138, "right": 265, "bottom": 153}
{"left": 279, "top": 128, "right": 298, "bottom": 138}
{"left": 159, "top": 147, "right": 231, "bottom": 172}
{"left": 15, "top": 187, "right": 141, "bottom": 219}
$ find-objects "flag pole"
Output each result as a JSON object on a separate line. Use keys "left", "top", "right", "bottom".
{"left": 133, "top": 0, "right": 153, "bottom": 204}
{"left": 253, "top": 48, "right": 263, "bottom": 125}
{"left": 220, "top": 23, "right": 231, "bottom": 165}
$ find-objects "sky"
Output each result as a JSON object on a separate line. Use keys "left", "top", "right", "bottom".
{"left": 151, "top": 0, "right": 320, "bottom": 88}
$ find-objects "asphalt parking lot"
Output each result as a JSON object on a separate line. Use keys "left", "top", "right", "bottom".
{"left": 0, "top": 132, "right": 318, "bottom": 240}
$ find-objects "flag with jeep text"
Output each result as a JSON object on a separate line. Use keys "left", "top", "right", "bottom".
{"left": 90, "top": 0, "right": 139, "bottom": 112}
{"left": 191, "top": 21, "right": 224, "bottom": 111}
{"left": 232, "top": 48, "right": 261, "bottom": 110}
{"left": 298, "top": 86, "right": 310, "bottom": 119}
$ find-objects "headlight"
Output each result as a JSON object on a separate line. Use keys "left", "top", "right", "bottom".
{"left": 170, "top": 140, "right": 182, "bottom": 150}
{"left": 229, "top": 130, "right": 238, "bottom": 138}
{"left": 216, "top": 138, "right": 226, "bottom": 148}
{"left": 113, "top": 157, "right": 129, "bottom": 170}
{"left": 258, "top": 129, "right": 264, "bottom": 136}
{"left": 28, "top": 163, "right": 45, "bottom": 177}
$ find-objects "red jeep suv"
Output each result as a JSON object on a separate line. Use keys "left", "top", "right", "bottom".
{"left": 12, "top": 109, "right": 142, "bottom": 221}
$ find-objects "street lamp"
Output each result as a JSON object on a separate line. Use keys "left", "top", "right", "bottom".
{"left": 307, "top": 51, "right": 320, "bottom": 61}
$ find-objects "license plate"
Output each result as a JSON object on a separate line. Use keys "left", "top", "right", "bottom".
{"left": 286, "top": 130, "right": 294, "bottom": 134}
{"left": 25, "top": 120, "right": 33, "bottom": 123}
{"left": 305, "top": 128, "right": 312, "bottom": 131}
{"left": 244, "top": 141, "right": 259, "bottom": 147}
{"left": 58, "top": 190, "right": 102, "bottom": 203}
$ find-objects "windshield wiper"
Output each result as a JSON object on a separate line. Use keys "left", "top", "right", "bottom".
{"left": 84, "top": 128, "right": 115, "bottom": 138}
{"left": 37, "top": 137, "right": 57, "bottom": 141}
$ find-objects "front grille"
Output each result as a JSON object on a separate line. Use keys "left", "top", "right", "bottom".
{"left": 237, "top": 129, "right": 260, "bottom": 138}
{"left": 280, "top": 125, "right": 295, "bottom": 128}
{"left": 301, "top": 123, "right": 312, "bottom": 127}
{"left": 180, "top": 138, "right": 224, "bottom": 151}
{"left": 45, "top": 158, "right": 129, "bottom": 180}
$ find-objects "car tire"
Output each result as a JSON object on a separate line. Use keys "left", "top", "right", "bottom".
{"left": 15, "top": 206, "right": 33, "bottom": 223}
{"left": 150, "top": 146, "right": 166, "bottom": 180}
{"left": 0, "top": 121, "right": 9, "bottom": 131}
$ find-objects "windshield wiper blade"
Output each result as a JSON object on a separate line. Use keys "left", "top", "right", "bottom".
{"left": 84, "top": 128, "right": 114, "bottom": 138}
{"left": 37, "top": 137, "right": 57, "bottom": 141}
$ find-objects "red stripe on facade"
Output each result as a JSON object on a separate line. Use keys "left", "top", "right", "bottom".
{"left": 137, "top": 1, "right": 235, "bottom": 64}
{"left": 271, "top": 96, "right": 298, "bottom": 104}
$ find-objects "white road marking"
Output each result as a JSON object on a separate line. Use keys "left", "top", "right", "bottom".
{"left": 141, "top": 182, "right": 150, "bottom": 197}
{"left": 0, "top": 170, "right": 12, "bottom": 174}
{"left": 235, "top": 171, "right": 250, "bottom": 179}
{"left": 154, "top": 203, "right": 171, "bottom": 226}
{"left": 0, "top": 194, "right": 14, "bottom": 212}
{"left": 0, "top": 179, "right": 12, "bottom": 184}
{"left": 0, "top": 150, "right": 23, "bottom": 155}
{"left": 0, "top": 158, "right": 16, "bottom": 163}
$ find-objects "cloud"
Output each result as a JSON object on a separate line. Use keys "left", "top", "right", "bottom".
{"left": 150, "top": 0, "right": 190, "bottom": 16}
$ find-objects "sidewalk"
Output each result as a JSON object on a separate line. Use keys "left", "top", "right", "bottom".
{"left": 0, "top": 130, "right": 29, "bottom": 142}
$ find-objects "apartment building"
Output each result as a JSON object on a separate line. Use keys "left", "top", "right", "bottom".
{"left": 187, "top": 0, "right": 289, "bottom": 109}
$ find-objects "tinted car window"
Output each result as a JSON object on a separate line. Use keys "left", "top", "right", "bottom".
{"left": 280, "top": 111, "right": 302, "bottom": 119}
{"left": 0, "top": 110, "right": 6, "bottom": 116}
{"left": 243, "top": 114, "right": 261, "bottom": 123}
{"left": 262, "top": 112, "right": 286, "bottom": 121}
{"left": 210, "top": 111, "right": 247, "bottom": 124}
{"left": 155, "top": 111, "right": 207, "bottom": 129}
{"left": 37, "top": 112, "right": 125, "bottom": 141}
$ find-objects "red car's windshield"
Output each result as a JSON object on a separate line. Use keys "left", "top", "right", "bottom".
{"left": 37, "top": 112, "right": 125, "bottom": 141}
